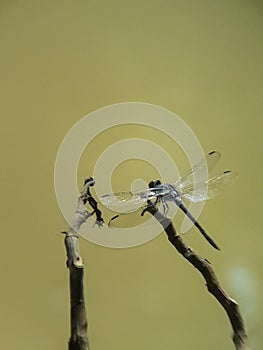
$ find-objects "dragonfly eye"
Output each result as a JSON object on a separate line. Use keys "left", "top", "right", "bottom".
{"left": 148, "top": 179, "right": 161, "bottom": 188}
{"left": 84, "top": 177, "right": 95, "bottom": 186}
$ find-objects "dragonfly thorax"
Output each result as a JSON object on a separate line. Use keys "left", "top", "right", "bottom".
{"left": 148, "top": 180, "right": 181, "bottom": 201}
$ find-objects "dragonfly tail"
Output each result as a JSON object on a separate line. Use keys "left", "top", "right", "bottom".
{"left": 176, "top": 202, "right": 220, "bottom": 250}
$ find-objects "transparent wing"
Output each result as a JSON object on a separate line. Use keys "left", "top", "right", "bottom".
{"left": 100, "top": 186, "right": 170, "bottom": 214}
{"left": 174, "top": 150, "right": 221, "bottom": 191}
{"left": 181, "top": 170, "right": 238, "bottom": 202}
{"left": 100, "top": 151, "right": 220, "bottom": 212}
{"left": 100, "top": 150, "right": 237, "bottom": 227}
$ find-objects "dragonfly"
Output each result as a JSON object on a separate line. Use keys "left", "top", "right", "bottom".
{"left": 100, "top": 151, "right": 238, "bottom": 250}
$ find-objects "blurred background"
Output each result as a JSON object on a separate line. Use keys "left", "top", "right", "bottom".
{"left": 1, "top": 1, "right": 262, "bottom": 349}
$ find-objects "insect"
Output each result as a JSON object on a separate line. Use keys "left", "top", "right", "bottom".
{"left": 100, "top": 151, "right": 237, "bottom": 250}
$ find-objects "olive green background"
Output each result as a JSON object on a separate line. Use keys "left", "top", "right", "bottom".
{"left": 1, "top": 1, "right": 262, "bottom": 349}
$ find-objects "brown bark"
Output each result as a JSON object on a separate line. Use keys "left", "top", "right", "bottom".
{"left": 143, "top": 204, "right": 249, "bottom": 350}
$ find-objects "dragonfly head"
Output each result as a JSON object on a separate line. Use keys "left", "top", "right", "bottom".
{"left": 84, "top": 177, "right": 95, "bottom": 186}
{"left": 148, "top": 179, "right": 161, "bottom": 188}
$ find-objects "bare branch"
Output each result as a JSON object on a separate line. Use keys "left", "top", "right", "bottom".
{"left": 143, "top": 203, "right": 249, "bottom": 350}
{"left": 62, "top": 177, "right": 102, "bottom": 350}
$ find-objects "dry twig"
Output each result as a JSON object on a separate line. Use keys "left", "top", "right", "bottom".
{"left": 142, "top": 202, "right": 249, "bottom": 350}
{"left": 62, "top": 177, "right": 103, "bottom": 350}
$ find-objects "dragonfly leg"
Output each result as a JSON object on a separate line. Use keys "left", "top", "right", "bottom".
{"left": 160, "top": 197, "right": 169, "bottom": 216}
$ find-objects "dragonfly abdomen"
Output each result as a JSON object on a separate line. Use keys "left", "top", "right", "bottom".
{"left": 175, "top": 201, "right": 220, "bottom": 250}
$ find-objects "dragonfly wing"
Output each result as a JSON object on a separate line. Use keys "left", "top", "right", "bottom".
{"left": 100, "top": 187, "right": 171, "bottom": 228}
{"left": 100, "top": 191, "right": 146, "bottom": 213}
{"left": 174, "top": 150, "right": 221, "bottom": 190}
{"left": 181, "top": 170, "right": 238, "bottom": 202}
{"left": 100, "top": 187, "right": 169, "bottom": 214}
